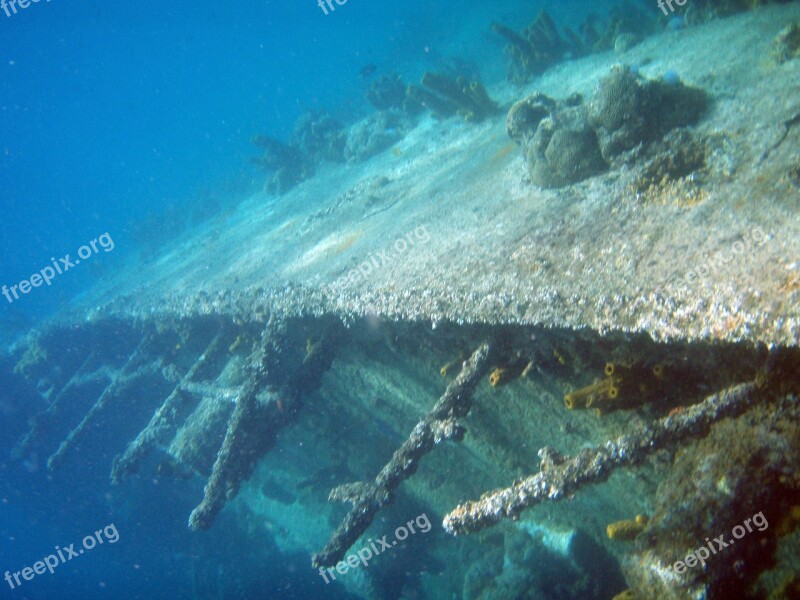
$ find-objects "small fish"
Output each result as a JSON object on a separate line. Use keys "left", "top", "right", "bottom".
{"left": 360, "top": 64, "right": 377, "bottom": 79}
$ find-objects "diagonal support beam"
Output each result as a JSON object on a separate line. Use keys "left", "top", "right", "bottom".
{"left": 46, "top": 337, "right": 157, "bottom": 471}
{"left": 442, "top": 380, "right": 761, "bottom": 535}
{"left": 188, "top": 322, "right": 336, "bottom": 531}
{"left": 312, "top": 342, "right": 495, "bottom": 569}
{"left": 110, "top": 331, "right": 227, "bottom": 484}
{"left": 13, "top": 352, "right": 97, "bottom": 459}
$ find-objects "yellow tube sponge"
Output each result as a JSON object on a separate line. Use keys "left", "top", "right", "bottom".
{"left": 607, "top": 514, "right": 648, "bottom": 541}
{"left": 489, "top": 368, "right": 509, "bottom": 387}
{"left": 489, "top": 356, "right": 533, "bottom": 387}
{"left": 564, "top": 361, "right": 667, "bottom": 415}
{"left": 564, "top": 377, "right": 618, "bottom": 410}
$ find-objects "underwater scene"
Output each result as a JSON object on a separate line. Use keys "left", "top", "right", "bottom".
{"left": 2, "top": 0, "right": 800, "bottom": 598}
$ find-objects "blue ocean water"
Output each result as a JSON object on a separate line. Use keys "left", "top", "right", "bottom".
{"left": 0, "top": 0, "right": 599, "bottom": 318}
{"left": 3, "top": 1, "right": 798, "bottom": 599}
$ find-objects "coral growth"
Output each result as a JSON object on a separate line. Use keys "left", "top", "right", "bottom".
{"left": 250, "top": 135, "right": 313, "bottom": 195}
{"left": 407, "top": 72, "right": 497, "bottom": 122}
{"left": 506, "top": 92, "right": 558, "bottom": 146}
{"left": 530, "top": 117, "right": 607, "bottom": 188}
{"left": 493, "top": 4, "right": 657, "bottom": 83}
{"left": 624, "top": 393, "right": 800, "bottom": 599}
{"left": 630, "top": 129, "right": 710, "bottom": 205}
{"left": 588, "top": 65, "right": 707, "bottom": 163}
{"left": 564, "top": 376, "right": 618, "bottom": 411}
{"left": 508, "top": 92, "right": 606, "bottom": 188}
{"left": 366, "top": 73, "right": 422, "bottom": 114}
{"left": 440, "top": 354, "right": 464, "bottom": 377}
{"left": 771, "top": 22, "right": 800, "bottom": 64}
{"left": 343, "top": 110, "right": 405, "bottom": 163}
{"left": 507, "top": 65, "right": 708, "bottom": 188}
{"left": 492, "top": 10, "right": 578, "bottom": 84}
{"left": 768, "top": 575, "right": 800, "bottom": 600}
{"left": 776, "top": 505, "right": 800, "bottom": 537}
{"left": 687, "top": 0, "right": 789, "bottom": 24}
{"left": 290, "top": 111, "right": 348, "bottom": 164}
{"left": 488, "top": 355, "right": 532, "bottom": 387}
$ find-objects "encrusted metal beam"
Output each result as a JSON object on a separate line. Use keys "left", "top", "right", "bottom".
{"left": 110, "top": 331, "right": 228, "bottom": 484}
{"left": 13, "top": 352, "right": 97, "bottom": 460}
{"left": 47, "top": 337, "right": 160, "bottom": 471}
{"left": 442, "top": 380, "right": 760, "bottom": 535}
{"left": 312, "top": 342, "right": 495, "bottom": 569}
{"left": 189, "top": 321, "right": 336, "bottom": 531}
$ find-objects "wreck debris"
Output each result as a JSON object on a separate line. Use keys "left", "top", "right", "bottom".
{"left": 443, "top": 380, "right": 762, "bottom": 535}
{"left": 110, "top": 330, "right": 229, "bottom": 484}
{"left": 13, "top": 351, "right": 97, "bottom": 460}
{"left": 624, "top": 393, "right": 800, "bottom": 599}
{"left": 28, "top": 313, "right": 338, "bottom": 532}
{"left": 312, "top": 342, "right": 496, "bottom": 569}
{"left": 189, "top": 322, "right": 336, "bottom": 530}
{"left": 187, "top": 362, "right": 276, "bottom": 529}
{"left": 46, "top": 337, "right": 163, "bottom": 471}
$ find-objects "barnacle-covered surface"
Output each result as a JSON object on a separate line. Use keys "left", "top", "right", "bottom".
{"left": 68, "top": 4, "right": 800, "bottom": 348}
